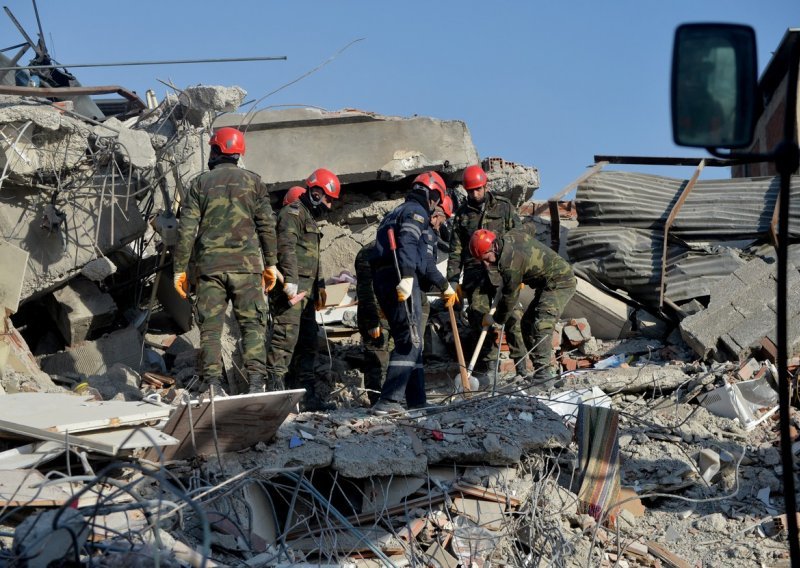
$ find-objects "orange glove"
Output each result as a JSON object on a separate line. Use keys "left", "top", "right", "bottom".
{"left": 369, "top": 327, "right": 381, "bottom": 339}
{"left": 455, "top": 283, "right": 464, "bottom": 303}
{"left": 173, "top": 272, "right": 188, "bottom": 299}
{"left": 261, "top": 265, "right": 278, "bottom": 293}
{"left": 315, "top": 288, "right": 327, "bottom": 311}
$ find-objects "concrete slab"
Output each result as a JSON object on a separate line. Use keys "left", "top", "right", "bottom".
{"left": 0, "top": 181, "right": 146, "bottom": 303}
{"left": 216, "top": 107, "right": 479, "bottom": 186}
{"left": 565, "top": 366, "right": 691, "bottom": 394}
{"left": 332, "top": 427, "right": 428, "bottom": 478}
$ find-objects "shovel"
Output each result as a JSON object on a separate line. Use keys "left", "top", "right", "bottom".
{"left": 449, "top": 303, "right": 478, "bottom": 393}
{"left": 456, "top": 289, "right": 503, "bottom": 391}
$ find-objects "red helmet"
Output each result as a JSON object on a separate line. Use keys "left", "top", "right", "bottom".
{"left": 469, "top": 229, "right": 497, "bottom": 259}
{"left": 412, "top": 171, "right": 447, "bottom": 204}
{"left": 441, "top": 195, "right": 454, "bottom": 218}
{"left": 306, "top": 168, "right": 341, "bottom": 199}
{"left": 209, "top": 127, "right": 245, "bottom": 155}
{"left": 283, "top": 186, "right": 306, "bottom": 206}
{"left": 463, "top": 165, "right": 488, "bottom": 190}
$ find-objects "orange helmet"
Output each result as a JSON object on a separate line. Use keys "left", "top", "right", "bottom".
{"left": 306, "top": 168, "right": 341, "bottom": 199}
{"left": 441, "top": 195, "right": 454, "bottom": 218}
{"left": 209, "top": 127, "right": 245, "bottom": 155}
{"left": 463, "top": 165, "right": 488, "bottom": 190}
{"left": 469, "top": 229, "right": 497, "bottom": 259}
{"left": 412, "top": 171, "right": 446, "bottom": 204}
{"left": 283, "top": 186, "right": 306, "bottom": 206}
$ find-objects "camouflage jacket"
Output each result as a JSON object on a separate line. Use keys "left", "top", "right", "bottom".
{"left": 447, "top": 192, "right": 520, "bottom": 283}
{"left": 355, "top": 241, "right": 381, "bottom": 331}
{"left": 174, "top": 163, "right": 277, "bottom": 275}
{"left": 491, "top": 228, "right": 575, "bottom": 324}
{"left": 276, "top": 198, "right": 323, "bottom": 291}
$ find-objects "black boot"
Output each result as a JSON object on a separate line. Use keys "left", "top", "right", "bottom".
{"left": 203, "top": 377, "right": 228, "bottom": 398}
{"left": 248, "top": 374, "right": 265, "bottom": 394}
{"left": 301, "top": 382, "right": 335, "bottom": 412}
{"left": 266, "top": 373, "right": 286, "bottom": 392}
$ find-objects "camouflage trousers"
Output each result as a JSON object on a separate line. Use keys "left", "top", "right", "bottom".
{"left": 195, "top": 272, "right": 267, "bottom": 383}
{"left": 521, "top": 283, "right": 576, "bottom": 373}
{"left": 463, "top": 267, "right": 527, "bottom": 370}
{"left": 265, "top": 283, "right": 319, "bottom": 389}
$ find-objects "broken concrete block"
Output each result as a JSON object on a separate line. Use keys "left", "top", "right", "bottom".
{"left": 635, "top": 309, "right": 669, "bottom": 339}
{"left": 80, "top": 256, "right": 117, "bottom": 282}
{"left": 560, "top": 277, "right": 633, "bottom": 340}
{"left": 179, "top": 85, "right": 246, "bottom": 126}
{"left": 0, "top": 316, "right": 56, "bottom": 391}
{"left": 482, "top": 157, "right": 540, "bottom": 206}
{"left": 49, "top": 277, "right": 117, "bottom": 345}
{"left": 215, "top": 107, "right": 479, "bottom": 186}
{"left": 39, "top": 326, "right": 143, "bottom": 376}
{"left": 0, "top": 238, "right": 28, "bottom": 312}
{"left": 86, "top": 363, "right": 142, "bottom": 401}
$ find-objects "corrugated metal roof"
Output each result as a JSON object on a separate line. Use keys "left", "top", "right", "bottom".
{"left": 575, "top": 171, "right": 800, "bottom": 238}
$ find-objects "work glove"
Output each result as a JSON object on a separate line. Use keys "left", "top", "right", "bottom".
{"left": 261, "top": 265, "right": 278, "bottom": 293}
{"left": 284, "top": 282, "right": 298, "bottom": 299}
{"left": 454, "top": 283, "right": 464, "bottom": 303}
{"left": 315, "top": 288, "right": 327, "bottom": 311}
{"left": 396, "top": 277, "right": 414, "bottom": 302}
{"left": 482, "top": 313, "right": 497, "bottom": 329}
{"left": 173, "top": 271, "right": 188, "bottom": 299}
{"left": 442, "top": 284, "right": 458, "bottom": 308}
{"left": 368, "top": 327, "right": 381, "bottom": 339}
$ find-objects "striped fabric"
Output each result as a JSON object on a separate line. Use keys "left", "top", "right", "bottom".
{"left": 575, "top": 404, "right": 621, "bottom": 526}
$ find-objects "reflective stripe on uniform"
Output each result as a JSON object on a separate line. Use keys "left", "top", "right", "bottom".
{"left": 388, "top": 360, "right": 416, "bottom": 368}
{"left": 400, "top": 223, "right": 422, "bottom": 238}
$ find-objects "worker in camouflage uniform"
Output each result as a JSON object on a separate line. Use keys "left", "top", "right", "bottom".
{"left": 173, "top": 127, "right": 278, "bottom": 396}
{"left": 447, "top": 164, "right": 527, "bottom": 379}
{"left": 355, "top": 195, "right": 453, "bottom": 405}
{"left": 469, "top": 227, "right": 576, "bottom": 390}
{"left": 266, "top": 168, "right": 341, "bottom": 411}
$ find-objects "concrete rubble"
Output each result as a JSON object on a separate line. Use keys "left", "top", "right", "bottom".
{"left": 0, "top": 37, "right": 796, "bottom": 568}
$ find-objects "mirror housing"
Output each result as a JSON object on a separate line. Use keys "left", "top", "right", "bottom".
{"left": 671, "top": 23, "right": 758, "bottom": 148}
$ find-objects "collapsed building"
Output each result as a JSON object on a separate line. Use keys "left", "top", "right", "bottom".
{"left": 0, "top": 20, "right": 798, "bottom": 568}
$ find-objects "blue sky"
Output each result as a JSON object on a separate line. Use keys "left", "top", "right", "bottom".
{"left": 1, "top": 1, "right": 794, "bottom": 198}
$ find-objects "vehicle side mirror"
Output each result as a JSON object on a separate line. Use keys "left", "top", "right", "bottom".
{"left": 671, "top": 23, "right": 758, "bottom": 148}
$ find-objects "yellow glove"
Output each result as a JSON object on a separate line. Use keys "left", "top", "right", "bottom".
{"left": 397, "top": 277, "right": 414, "bottom": 302}
{"left": 261, "top": 265, "right": 278, "bottom": 293}
{"left": 482, "top": 313, "right": 497, "bottom": 328}
{"left": 442, "top": 284, "right": 458, "bottom": 308}
{"left": 369, "top": 327, "right": 381, "bottom": 339}
{"left": 173, "top": 271, "right": 188, "bottom": 299}
{"left": 315, "top": 288, "right": 327, "bottom": 311}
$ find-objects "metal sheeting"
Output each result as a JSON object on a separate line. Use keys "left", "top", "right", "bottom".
{"left": 566, "top": 226, "right": 751, "bottom": 308}
{"left": 575, "top": 171, "right": 800, "bottom": 238}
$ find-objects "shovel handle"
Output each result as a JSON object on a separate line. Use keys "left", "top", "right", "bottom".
{"left": 449, "top": 304, "right": 472, "bottom": 392}
{"left": 466, "top": 288, "right": 503, "bottom": 373}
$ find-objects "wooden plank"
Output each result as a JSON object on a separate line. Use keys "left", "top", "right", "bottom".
{"left": 146, "top": 390, "right": 305, "bottom": 462}
{"left": 0, "top": 469, "right": 74, "bottom": 507}
{"left": 646, "top": 541, "right": 693, "bottom": 568}
{"left": 452, "top": 482, "right": 521, "bottom": 508}
{"left": 0, "top": 392, "right": 171, "bottom": 434}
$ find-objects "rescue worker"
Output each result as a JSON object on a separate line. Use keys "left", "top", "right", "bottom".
{"left": 266, "top": 168, "right": 341, "bottom": 410}
{"left": 469, "top": 227, "right": 576, "bottom": 390}
{"left": 447, "top": 164, "right": 527, "bottom": 379}
{"left": 370, "top": 172, "right": 457, "bottom": 415}
{"left": 355, "top": 195, "right": 453, "bottom": 406}
{"left": 283, "top": 185, "right": 306, "bottom": 206}
{"left": 173, "top": 127, "right": 278, "bottom": 396}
